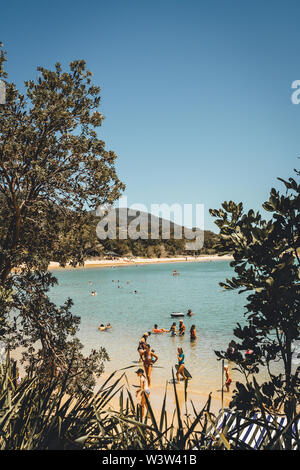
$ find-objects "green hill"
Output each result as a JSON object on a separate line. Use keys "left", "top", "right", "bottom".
{"left": 71, "top": 207, "right": 220, "bottom": 259}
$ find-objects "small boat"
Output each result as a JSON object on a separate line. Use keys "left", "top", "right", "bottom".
{"left": 170, "top": 312, "right": 185, "bottom": 318}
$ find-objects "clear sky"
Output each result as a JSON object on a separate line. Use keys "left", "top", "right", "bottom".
{"left": 2, "top": 0, "right": 300, "bottom": 231}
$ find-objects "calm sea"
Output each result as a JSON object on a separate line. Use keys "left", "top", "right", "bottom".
{"left": 50, "top": 260, "right": 251, "bottom": 394}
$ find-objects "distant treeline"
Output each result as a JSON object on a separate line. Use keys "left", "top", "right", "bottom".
{"left": 61, "top": 209, "right": 220, "bottom": 259}
{"left": 98, "top": 230, "right": 219, "bottom": 258}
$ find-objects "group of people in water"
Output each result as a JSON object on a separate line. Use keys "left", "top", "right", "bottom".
{"left": 135, "top": 317, "right": 195, "bottom": 417}
{"left": 91, "top": 279, "right": 138, "bottom": 296}
{"left": 95, "top": 297, "right": 234, "bottom": 415}
{"left": 98, "top": 323, "right": 111, "bottom": 331}
{"left": 135, "top": 330, "right": 189, "bottom": 416}
{"left": 134, "top": 315, "right": 238, "bottom": 416}
{"left": 153, "top": 319, "right": 197, "bottom": 341}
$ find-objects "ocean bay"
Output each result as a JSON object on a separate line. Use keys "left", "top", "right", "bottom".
{"left": 50, "top": 260, "right": 247, "bottom": 395}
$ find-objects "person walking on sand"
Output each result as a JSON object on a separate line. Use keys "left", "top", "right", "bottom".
{"left": 142, "top": 343, "right": 158, "bottom": 386}
{"left": 179, "top": 319, "right": 186, "bottom": 336}
{"left": 190, "top": 324, "right": 197, "bottom": 341}
{"left": 135, "top": 368, "right": 150, "bottom": 418}
{"left": 224, "top": 365, "right": 232, "bottom": 392}
{"left": 176, "top": 347, "right": 187, "bottom": 382}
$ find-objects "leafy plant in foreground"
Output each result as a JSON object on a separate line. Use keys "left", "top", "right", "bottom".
{"left": 210, "top": 170, "right": 300, "bottom": 444}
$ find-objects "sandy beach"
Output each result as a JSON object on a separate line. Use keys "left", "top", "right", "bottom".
{"left": 95, "top": 369, "right": 232, "bottom": 423}
{"left": 48, "top": 254, "right": 233, "bottom": 270}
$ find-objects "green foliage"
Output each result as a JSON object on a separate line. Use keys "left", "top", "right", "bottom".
{"left": 0, "top": 44, "right": 124, "bottom": 395}
{"left": 210, "top": 170, "right": 300, "bottom": 429}
{"left": 0, "top": 42, "right": 6, "bottom": 82}
{"left": 0, "top": 43, "right": 125, "bottom": 282}
{"left": 0, "top": 359, "right": 222, "bottom": 450}
{"left": 1, "top": 360, "right": 298, "bottom": 450}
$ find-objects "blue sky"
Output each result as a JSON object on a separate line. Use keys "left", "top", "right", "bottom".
{"left": 2, "top": 0, "right": 300, "bottom": 231}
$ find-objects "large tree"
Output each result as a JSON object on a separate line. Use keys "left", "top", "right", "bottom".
{"left": 0, "top": 43, "right": 124, "bottom": 279}
{"left": 0, "top": 43, "right": 124, "bottom": 392}
{"left": 210, "top": 170, "right": 300, "bottom": 425}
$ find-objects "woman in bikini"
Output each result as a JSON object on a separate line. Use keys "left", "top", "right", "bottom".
{"left": 142, "top": 343, "right": 158, "bottom": 386}
{"left": 137, "top": 332, "right": 149, "bottom": 361}
{"left": 169, "top": 322, "right": 177, "bottom": 336}
{"left": 224, "top": 365, "right": 232, "bottom": 392}
{"left": 135, "top": 368, "right": 150, "bottom": 418}
{"left": 176, "top": 347, "right": 187, "bottom": 382}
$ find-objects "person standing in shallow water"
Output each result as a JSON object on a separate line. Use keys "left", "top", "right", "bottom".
{"left": 176, "top": 347, "right": 187, "bottom": 382}
{"left": 179, "top": 320, "right": 186, "bottom": 336}
{"left": 170, "top": 322, "right": 177, "bottom": 336}
{"left": 190, "top": 324, "right": 197, "bottom": 341}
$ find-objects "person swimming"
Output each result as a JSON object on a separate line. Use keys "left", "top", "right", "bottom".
{"left": 152, "top": 324, "right": 168, "bottom": 333}
{"left": 98, "top": 324, "right": 106, "bottom": 331}
{"left": 187, "top": 309, "right": 194, "bottom": 317}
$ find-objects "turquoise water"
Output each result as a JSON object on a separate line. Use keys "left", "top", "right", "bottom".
{"left": 50, "top": 261, "right": 249, "bottom": 394}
